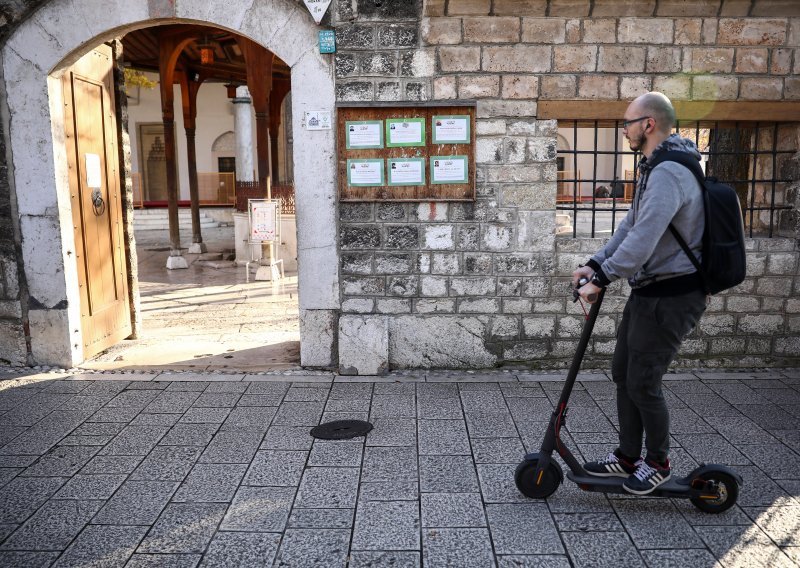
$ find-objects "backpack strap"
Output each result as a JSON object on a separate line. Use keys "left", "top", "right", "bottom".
{"left": 646, "top": 150, "right": 705, "bottom": 277}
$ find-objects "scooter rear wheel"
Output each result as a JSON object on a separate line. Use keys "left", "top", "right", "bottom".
{"left": 689, "top": 471, "right": 739, "bottom": 514}
{"left": 515, "top": 458, "right": 562, "bottom": 499}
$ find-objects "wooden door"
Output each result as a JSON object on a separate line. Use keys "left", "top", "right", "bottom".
{"left": 62, "top": 44, "right": 132, "bottom": 358}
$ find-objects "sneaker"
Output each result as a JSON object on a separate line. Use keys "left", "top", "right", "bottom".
{"left": 623, "top": 459, "right": 671, "bottom": 495}
{"left": 584, "top": 450, "right": 642, "bottom": 478}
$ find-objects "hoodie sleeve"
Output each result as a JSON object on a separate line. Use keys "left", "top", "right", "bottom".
{"left": 590, "top": 165, "right": 684, "bottom": 284}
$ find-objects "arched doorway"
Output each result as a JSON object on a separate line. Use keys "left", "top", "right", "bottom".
{"left": 2, "top": 0, "right": 339, "bottom": 368}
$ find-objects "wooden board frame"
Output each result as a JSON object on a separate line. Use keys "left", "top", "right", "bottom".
{"left": 337, "top": 102, "right": 476, "bottom": 202}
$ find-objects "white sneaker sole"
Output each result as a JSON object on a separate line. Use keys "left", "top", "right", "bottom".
{"left": 623, "top": 472, "right": 672, "bottom": 495}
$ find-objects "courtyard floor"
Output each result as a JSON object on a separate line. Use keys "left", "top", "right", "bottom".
{"left": 0, "top": 368, "right": 798, "bottom": 567}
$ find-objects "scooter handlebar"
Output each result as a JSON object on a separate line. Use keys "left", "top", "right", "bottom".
{"left": 572, "top": 277, "right": 598, "bottom": 303}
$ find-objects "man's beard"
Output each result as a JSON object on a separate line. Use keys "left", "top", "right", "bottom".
{"left": 627, "top": 131, "right": 645, "bottom": 151}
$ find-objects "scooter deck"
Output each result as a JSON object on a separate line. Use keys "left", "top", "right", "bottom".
{"left": 567, "top": 471, "right": 694, "bottom": 498}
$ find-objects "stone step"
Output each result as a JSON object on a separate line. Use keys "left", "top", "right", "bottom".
{"left": 134, "top": 210, "right": 219, "bottom": 230}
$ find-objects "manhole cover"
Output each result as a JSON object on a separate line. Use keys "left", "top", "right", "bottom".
{"left": 310, "top": 420, "right": 373, "bottom": 440}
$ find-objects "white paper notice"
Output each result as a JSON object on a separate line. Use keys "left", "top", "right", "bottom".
{"left": 388, "top": 121, "right": 423, "bottom": 145}
{"left": 434, "top": 117, "right": 469, "bottom": 143}
{"left": 85, "top": 153, "right": 102, "bottom": 188}
{"left": 389, "top": 160, "right": 424, "bottom": 185}
{"left": 347, "top": 122, "right": 381, "bottom": 148}
{"left": 250, "top": 201, "right": 278, "bottom": 242}
{"left": 349, "top": 161, "right": 383, "bottom": 186}
{"left": 432, "top": 158, "right": 467, "bottom": 183}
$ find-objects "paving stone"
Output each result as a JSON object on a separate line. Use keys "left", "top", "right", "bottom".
{"left": 53, "top": 474, "right": 127, "bottom": 500}
{"left": 421, "top": 492, "right": 485, "bottom": 527}
{"left": 639, "top": 549, "right": 721, "bottom": 568}
{"left": 1, "top": 499, "right": 102, "bottom": 551}
{"left": 465, "top": 412, "right": 519, "bottom": 438}
{"left": 419, "top": 455, "right": 479, "bottom": 493}
{"left": 727, "top": 465, "right": 795, "bottom": 507}
{"left": 191, "top": 393, "right": 241, "bottom": 408}
{"left": 272, "top": 402, "right": 325, "bottom": 426}
{"left": 366, "top": 418, "right": 417, "bottom": 447}
{"left": 374, "top": 383, "right": 416, "bottom": 395}
{"left": 200, "top": 532, "right": 280, "bottom": 567}
{"left": 497, "top": 556, "right": 571, "bottom": 567}
{"left": 178, "top": 407, "right": 231, "bottom": 424}
{"left": 0, "top": 427, "right": 25, "bottom": 448}
{"left": 243, "top": 450, "right": 307, "bottom": 486}
{"left": 283, "top": 387, "right": 329, "bottom": 402}
{"left": 22, "top": 445, "right": 99, "bottom": 477}
{"left": 53, "top": 524, "right": 147, "bottom": 567}
{"left": 738, "top": 444, "right": 800, "bottom": 480}
{"left": 1, "top": 411, "right": 88, "bottom": 455}
{"left": 138, "top": 503, "right": 227, "bottom": 554}
{"left": 93, "top": 480, "right": 178, "bottom": 525}
{"left": 486, "top": 503, "right": 563, "bottom": 555}
{"left": 308, "top": 441, "right": 363, "bottom": 467}
{"left": 673, "top": 433, "right": 751, "bottom": 465}
{"left": 237, "top": 394, "right": 284, "bottom": 406}
{"left": 561, "top": 531, "right": 641, "bottom": 567}
{"left": 324, "top": 399, "right": 371, "bottom": 413}
{"left": 288, "top": 508, "right": 354, "bottom": 529}
{"left": 671, "top": 499, "right": 752, "bottom": 526}
{"left": 611, "top": 498, "right": 704, "bottom": 549}
{"left": 86, "top": 405, "right": 142, "bottom": 423}
{"left": 57, "top": 434, "right": 115, "bottom": 447}
{"left": 163, "top": 379, "right": 211, "bottom": 389}
{"left": 477, "top": 464, "right": 530, "bottom": 504}
{"left": 129, "top": 446, "right": 202, "bottom": 481}
{"left": 370, "top": 395, "right": 416, "bottom": 419}
{"left": 321, "top": 411, "right": 370, "bottom": 423}
{"left": 198, "top": 431, "right": 263, "bottom": 463}
{"left": 0, "top": 476, "right": 67, "bottom": 523}
{"left": 105, "top": 390, "right": 160, "bottom": 410}
{"left": 143, "top": 391, "right": 202, "bottom": 414}
{"left": 416, "top": 397, "right": 462, "bottom": 419}
{"left": 697, "top": 525, "right": 796, "bottom": 568}
{"left": 329, "top": 383, "right": 373, "bottom": 400}
{"left": 0, "top": 455, "right": 37, "bottom": 468}
{"left": 295, "top": 467, "right": 360, "bottom": 508}
{"left": 173, "top": 463, "right": 247, "bottom": 502}
{"left": 261, "top": 426, "right": 314, "bottom": 450}
{"left": 126, "top": 553, "right": 201, "bottom": 567}
{"left": 348, "top": 551, "right": 420, "bottom": 568}
{"left": 703, "top": 416, "right": 779, "bottom": 445}
{"left": 742, "top": 504, "right": 800, "bottom": 545}
{"left": 275, "top": 528, "right": 350, "bottom": 567}
{"left": 359, "top": 481, "right": 419, "bottom": 502}
{"left": 362, "top": 446, "right": 417, "bottom": 483}
{"left": 735, "top": 405, "right": 797, "bottom": 430}
{"left": 203, "top": 382, "right": 248, "bottom": 394}
{"left": 471, "top": 437, "right": 527, "bottom": 464}
{"left": 0, "top": 467, "right": 20, "bottom": 489}
{"left": 0, "top": 523, "right": 17, "bottom": 541}
{"left": 0, "top": 551, "right": 60, "bottom": 567}
{"left": 352, "top": 500, "right": 420, "bottom": 551}
{"left": 80, "top": 455, "right": 142, "bottom": 475}
{"left": 220, "top": 486, "right": 295, "bottom": 531}
{"left": 418, "top": 419, "right": 471, "bottom": 455}
{"left": 416, "top": 384, "right": 459, "bottom": 399}
{"left": 130, "top": 413, "right": 181, "bottom": 427}
{"left": 461, "top": 391, "right": 509, "bottom": 414}
{"left": 158, "top": 424, "right": 219, "bottom": 446}
{"left": 554, "top": 512, "right": 625, "bottom": 532}
{"left": 244, "top": 382, "right": 290, "bottom": 396}
{"left": 220, "top": 406, "right": 276, "bottom": 432}
{"left": 100, "top": 425, "right": 169, "bottom": 456}
{"left": 423, "top": 528, "right": 495, "bottom": 567}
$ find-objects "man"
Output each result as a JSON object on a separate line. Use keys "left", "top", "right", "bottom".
{"left": 573, "top": 92, "right": 707, "bottom": 495}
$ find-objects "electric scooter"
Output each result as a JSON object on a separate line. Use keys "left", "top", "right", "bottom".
{"left": 514, "top": 280, "right": 742, "bottom": 513}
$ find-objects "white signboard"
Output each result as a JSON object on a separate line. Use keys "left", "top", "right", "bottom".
{"left": 433, "top": 115, "right": 470, "bottom": 144}
{"left": 305, "top": 110, "right": 332, "bottom": 130}
{"left": 85, "top": 153, "right": 102, "bottom": 188}
{"left": 249, "top": 200, "right": 279, "bottom": 243}
{"left": 303, "top": 0, "right": 332, "bottom": 24}
{"left": 388, "top": 159, "right": 425, "bottom": 186}
{"left": 347, "top": 159, "right": 384, "bottom": 187}
{"left": 431, "top": 156, "right": 469, "bottom": 184}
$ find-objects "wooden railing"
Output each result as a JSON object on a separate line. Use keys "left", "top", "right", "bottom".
{"left": 235, "top": 181, "right": 296, "bottom": 215}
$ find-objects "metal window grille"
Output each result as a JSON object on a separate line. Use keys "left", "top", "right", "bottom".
{"left": 556, "top": 120, "right": 797, "bottom": 238}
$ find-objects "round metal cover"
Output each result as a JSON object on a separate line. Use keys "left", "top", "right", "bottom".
{"left": 310, "top": 420, "right": 373, "bottom": 440}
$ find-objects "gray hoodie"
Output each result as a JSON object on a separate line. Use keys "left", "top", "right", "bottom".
{"left": 590, "top": 134, "right": 704, "bottom": 289}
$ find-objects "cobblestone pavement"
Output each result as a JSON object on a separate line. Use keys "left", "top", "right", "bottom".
{"left": 0, "top": 368, "right": 798, "bottom": 567}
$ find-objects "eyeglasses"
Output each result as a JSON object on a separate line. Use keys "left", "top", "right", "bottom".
{"left": 621, "top": 116, "right": 651, "bottom": 129}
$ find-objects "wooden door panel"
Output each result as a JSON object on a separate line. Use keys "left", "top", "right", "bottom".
{"left": 62, "top": 45, "right": 131, "bottom": 358}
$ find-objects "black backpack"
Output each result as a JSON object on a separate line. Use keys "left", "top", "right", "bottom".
{"left": 648, "top": 151, "right": 747, "bottom": 295}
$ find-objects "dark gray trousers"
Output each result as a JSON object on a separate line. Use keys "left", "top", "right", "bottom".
{"left": 611, "top": 290, "right": 707, "bottom": 463}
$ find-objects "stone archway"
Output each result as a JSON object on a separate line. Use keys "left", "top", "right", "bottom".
{"left": 2, "top": 0, "right": 339, "bottom": 367}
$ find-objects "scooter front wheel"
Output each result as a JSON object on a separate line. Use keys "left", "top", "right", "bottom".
{"left": 689, "top": 471, "right": 740, "bottom": 514}
{"left": 515, "top": 458, "right": 562, "bottom": 499}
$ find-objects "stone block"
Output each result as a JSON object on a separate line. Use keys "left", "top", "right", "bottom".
{"left": 356, "top": 0, "right": 421, "bottom": 19}
{"left": 463, "top": 253, "right": 493, "bottom": 274}
{"left": 482, "top": 225, "right": 514, "bottom": 251}
{"left": 657, "top": 0, "right": 720, "bottom": 16}
{"left": 407, "top": 80, "right": 427, "bottom": 100}
{"left": 422, "top": 18, "right": 462, "bottom": 45}
{"left": 458, "top": 226, "right": 480, "bottom": 250}
{"left": 684, "top": 48, "right": 735, "bottom": 73}
{"left": 501, "top": 75, "right": 538, "bottom": 99}
{"left": 298, "top": 309, "right": 338, "bottom": 370}
{"left": 433, "top": 76, "right": 458, "bottom": 99}
{"left": 342, "top": 253, "right": 373, "bottom": 275}
{"left": 432, "top": 253, "right": 461, "bottom": 275}
{"left": 646, "top": 47, "right": 682, "bottom": 73}
{"left": 702, "top": 19, "right": 719, "bottom": 44}
{"left": 785, "top": 78, "right": 800, "bottom": 99}
{"left": 424, "top": 0, "right": 446, "bottom": 16}
{"left": 401, "top": 50, "right": 436, "bottom": 77}
{"left": 387, "top": 276, "right": 419, "bottom": 297}
{"left": 738, "top": 314, "right": 784, "bottom": 334}
{"left": 338, "top": 315, "right": 389, "bottom": 375}
{"left": 692, "top": 76, "right": 738, "bottom": 100}
{"left": 503, "top": 137, "right": 527, "bottom": 164}
{"left": 463, "top": 17, "right": 520, "bottom": 43}
{"left": 359, "top": 52, "right": 397, "bottom": 76}
{"left": 342, "top": 298, "right": 375, "bottom": 313}
{"left": 458, "top": 75, "right": 500, "bottom": 99}
{"left": 336, "top": 81, "right": 374, "bottom": 102}
{"left": 652, "top": 75, "right": 691, "bottom": 99}
{"left": 482, "top": 46, "right": 552, "bottom": 73}
{"left": 675, "top": 18, "right": 702, "bottom": 44}
{"left": 717, "top": 18, "right": 787, "bottom": 46}
{"left": 522, "top": 316, "right": 555, "bottom": 338}
{"left": 0, "top": 320, "right": 27, "bottom": 366}
{"left": 577, "top": 75, "right": 618, "bottom": 99}
{"left": 503, "top": 298, "right": 533, "bottom": 313}
{"left": 582, "top": 19, "right": 616, "bottom": 43}
{"left": 375, "top": 253, "right": 413, "bottom": 274}
{"left": 521, "top": 18, "right": 565, "bottom": 43}
{"left": 735, "top": 48, "right": 769, "bottom": 73}
{"left": 549, "top": 0, "right": 590, "bottom": 16}
{"left": 343, "top": 277, "right": 385, "bottom": 296}
{"left": 415, "top": 298, "right": 456, "bottom": 313}
{"left": 497, "top": 277, "right": 522, "bottom": 296}
{"left": 477, "top": 100, "right": 537, "bottom": 118}
{"left": 620, "top": 76, "right": 652, "bottom": 98}
{"left": 540, "top": 75, "right": 577, "bottom": 98}
{"left": 459, "top": 298, "right": 500, "bottom": 313}
{"left": 699, "top": 315, "right": 736, "bottom": 336}
{"left": 553, "top": 46, "right": 596, "bottom": 72}
{"left": 477, "top": 119, "right": 507, "bottom": 135}
{"left": 771, "top": 48, "right": 793, "bottom": 74}
{"left": 421, "top": 276, "right": 449, "bottom": 297}
{"left": 618, "top": 18, "right": 674, "bottom": 44}
{"left": 566, "top": 19, "right": 582, "bottom": 42}
{"left": 503, "top": 340, "right": 549, "bottom": 361}
{"left": 527, "top": 138, "right": 557, "bottom": 162}
{"left": 336, "top": 25, "right": 375, "bottom": 50}
{"left": 495, "top": 0, "right": 547, "bottom": 15}
{"left": 438, "top": 47, "right": 481, "bottom": 72}
{"left": 378, "top": 24, "right": 419, "bottom": 48}
{"left": 598, "top": 46, "right": 646, "bottom": 73}
{"left": 341, "top": 226, "right": 381, "bottom": 249}
{"left": 447, "top": 0, "right": 491, "bottom": 15}
{"left": 336, "top": 53, "right": 358, "bottom": 78}
{"left": 740, "top": 77, "right": 783, "bottom": 100}
{"left": 375, "top": 82, "right": 401, "bottom": 101}
{"left": 423, "top": 226, "right": 455, "bottom": 249}
{"left": 449, "top": 277, "right": 496, "bottom": 296}
{"left": 386, "top": 226, "right": 419, "bottom": 249}
{"left": 388, "top": 316, "right": 496, "bottom": 368}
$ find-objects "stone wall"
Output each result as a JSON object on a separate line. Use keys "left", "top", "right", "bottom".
{"left": 332, "top": 0, "right": 800, "bottom": 371}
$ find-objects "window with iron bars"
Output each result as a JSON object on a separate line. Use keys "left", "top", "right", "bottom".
{"left": 556, "top": 120, "right": 797, "bottom": 238}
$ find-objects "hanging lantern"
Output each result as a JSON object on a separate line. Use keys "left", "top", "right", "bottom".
{"left": 197, "top": 37, "right": 214, "bottom": 65}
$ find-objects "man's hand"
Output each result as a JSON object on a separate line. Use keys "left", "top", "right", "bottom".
{"left": 572, "top": 265, "right": 594, "bottom": 288}
{"left": 578, "top": 281, "right": 602, "bottom": 304}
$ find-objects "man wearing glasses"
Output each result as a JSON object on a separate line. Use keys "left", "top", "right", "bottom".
{"left": 572, "top": 92, "right": 707, "bottom": 495}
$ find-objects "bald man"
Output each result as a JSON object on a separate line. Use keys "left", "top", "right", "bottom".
{"left": 572, "top": 92, "right": 707, "bottom": 495}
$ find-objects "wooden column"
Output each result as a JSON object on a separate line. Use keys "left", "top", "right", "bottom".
{"left": 157, "top": 34, "right": 193, "bottom": 269}
{"left": 269, "top": 79, "right": 291, "bottom": 185}
{"left": 179, "top": 71, "right": 207, "bottom": 254}
{"left": 238, "top": 38, "right": 274, "bottom": 195}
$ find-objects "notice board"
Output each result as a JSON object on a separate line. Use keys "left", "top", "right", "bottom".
{"left": 337, "top": 103, "right": 476, "bottom": 202}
